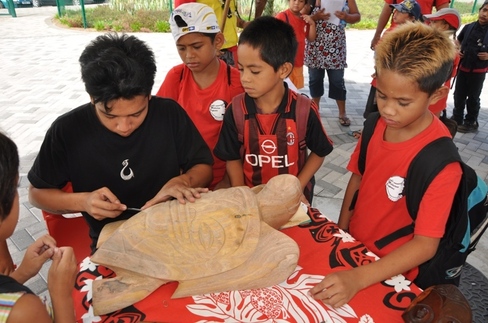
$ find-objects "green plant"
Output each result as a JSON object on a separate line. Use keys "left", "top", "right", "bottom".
{"left": 154, "top": 20, "right": 170, "bottom": 32}
{"left": 54, "top": 0, "right": 484, "bottom": 32}
{"left": 93, "top": 20, "right": 106, "bottom": 31}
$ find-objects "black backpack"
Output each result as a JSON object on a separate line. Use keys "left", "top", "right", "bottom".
{"left": 353, "top": 112, "right": 488, "bottom": 289}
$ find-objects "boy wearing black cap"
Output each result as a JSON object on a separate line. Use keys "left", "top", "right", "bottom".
{"left": 390, "top": 0, "right": 421, "bottom": 24}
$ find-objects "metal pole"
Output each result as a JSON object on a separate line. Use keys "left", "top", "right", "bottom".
{"left": 80, "top": 0, "right": 87, "bottom": 29}
{"left": 472, "top": 0, "right": 479, "bottom": 14}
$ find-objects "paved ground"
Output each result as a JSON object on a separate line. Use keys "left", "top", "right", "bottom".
{"left": 1, "top": 6, "right": 488, "bottom": 321}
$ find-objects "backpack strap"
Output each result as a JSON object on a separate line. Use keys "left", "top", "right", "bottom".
{"left": 295, "top": 94, "right": 311, "bottom": 170}
{"left": 358, "top": 112, "right": 381, "bottom": 175}
{"left": 226, "top": 62, "right": 232, "bottom": 86}
{"left": 405, "top": 137, "right": 461, "bottom": 218}
{"left": 231, "top": 93, "right": 247, "bottom": 158}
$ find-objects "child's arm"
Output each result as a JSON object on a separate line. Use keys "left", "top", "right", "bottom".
{"left": 297, "top": 152, "right": 324, "bottom": 203}
{"left": 303, "top": 15, "right": 316, "bottom": 42}
{"left": 226, "top": 160, "right": 245, "bottom": 187}
{"left": 337, "top": 173, "right": 361, "bottom": 231}
{"left": 309, "top": 234, "right": 439, "bottom": 308}
{"left": 48, "top": 247, "right": 78, "bottom": 323}
{"left": 8, "top": 247, "right": 77, "bottom": 323}
{"left": 370, "top": 2, "right": 391, "bottom": 50}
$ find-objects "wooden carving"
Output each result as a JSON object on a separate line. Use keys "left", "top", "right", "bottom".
{"left": 402, "top": 284, "right": 472, "bottom": 323}
{"left": 91, "top": 174, "right": 302, "bottom": 316}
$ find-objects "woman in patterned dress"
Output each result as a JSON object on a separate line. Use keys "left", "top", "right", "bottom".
{"left": 304, "top": 0, "right": 361, "bottom": 127}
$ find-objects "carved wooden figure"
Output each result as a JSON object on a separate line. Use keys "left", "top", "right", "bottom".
{"left": 90, "top": 174, "right": 303, "bottom": 315}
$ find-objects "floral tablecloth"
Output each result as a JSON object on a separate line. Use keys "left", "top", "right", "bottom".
{"left": 74, "top": 207, "right": 421, "bottom": 322}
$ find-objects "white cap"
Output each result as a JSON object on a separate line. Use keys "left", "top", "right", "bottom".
{"left": 169, "top": 3, "right": 221, "bottom": 42}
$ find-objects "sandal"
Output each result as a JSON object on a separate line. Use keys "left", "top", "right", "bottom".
{"left": 339, "top": 116, "right": 351, "bottom": 127}
{"left": 347, "top": 129, "right": 362, "bottom": 139}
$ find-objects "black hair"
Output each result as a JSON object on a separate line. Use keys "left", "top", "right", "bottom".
{"left": 238, "top": 16, "right": 297, "bottom": 71}
{"left": 0, "top": 132, "right": 19, "bottom": 221}
{"left": 79, "top": 33, "right": 157, "bottom": 111}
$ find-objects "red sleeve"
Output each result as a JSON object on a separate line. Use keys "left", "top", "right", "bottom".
{"left": 156, "top": 65, "right": 184, "bottom": 100}
{"left": 175, "top": 0, "right": 195, "bottom": 7}
{"left": 275, "top": 11, "right": 286, "bottom": 22}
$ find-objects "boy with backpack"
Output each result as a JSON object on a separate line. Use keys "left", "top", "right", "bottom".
{"left": 309, "top": 23, "right": 464, "bottom": 308}
{"left": 157, "top": 3, "right": 244, "bottom": 190}
{"left": 214, "top": 16, "right": 333, "bottom": 205}
{"left": 450, "top": 0, "right": 488, "bottom": 133}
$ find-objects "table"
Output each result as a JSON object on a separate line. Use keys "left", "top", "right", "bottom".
{"left": 72, "top": 207, "right": 422, "bottom": 322}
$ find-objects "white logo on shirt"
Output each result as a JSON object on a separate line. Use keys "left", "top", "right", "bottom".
{"left": 386, "top": 175, "right": 404, "bottom": 202}
{"left": 209, "top": 99, "right": 226, "bottom": 121}
{"left": 120, "top": 159, "right": 134, "bottom": 181}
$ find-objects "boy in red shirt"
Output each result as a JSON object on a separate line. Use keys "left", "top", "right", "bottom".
{"left": 214, "top": 16, "right": 333, "bottom": 205}
{"left": 276, "top": 0, "right": 316, "bottom": 89}
{"left": 309, "top": 23, "right": 461, "bottom": 308}
{"left": 423, "top": 8, "right": 461, "bottom": 136}
{"left": 157, "top": 3, "right": 244, "bottom": 189}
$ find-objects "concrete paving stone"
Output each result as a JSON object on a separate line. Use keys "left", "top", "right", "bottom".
{"left": 10, "top": 229, "right": 35, "bottom": 251}
{"left": 24, "top": 276, "right": 48, "bottom": 295}
{"left": 321, "top": 170, "right": 345, "bottom": 185}
{"left": 16, "top": 212, "right": 40, "bottom": 232}
{"left": 322, "top": 162, "right": 349, "bottom": 175}
{"left": 26, "top": 221, "right": 50, "bottom": 237}
{"left": 315, "top": 179, "right": 342, "bottom": 196}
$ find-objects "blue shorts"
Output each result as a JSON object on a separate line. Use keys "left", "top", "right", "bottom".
{"left": 308, "top": 68, "right": 347, "bottom": 101}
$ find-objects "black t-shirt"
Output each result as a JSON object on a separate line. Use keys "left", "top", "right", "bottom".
{"left": 28, "top": 96, "right": 213, "bottom": 251}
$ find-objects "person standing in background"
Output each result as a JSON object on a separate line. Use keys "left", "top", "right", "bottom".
{"left": 276, "top": 0, "right": 316, "bottom": 89}
{"left": 303, "top": 0, "right": 361, "bottom": 127}
{"left": 451, "top": 0, "right": 488, "bottom": 133}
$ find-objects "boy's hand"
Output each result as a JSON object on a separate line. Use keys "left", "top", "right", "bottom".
{"left": 309, "top": 269, "right": 361, "bottom": 308}
{"left": 143, "top": 176, "right": 209, "bottom": 208}
{"left": 302, "top": 15, "right": 315, "bottom": 25}
{"left": 300, "top": 194, "right": 310, "bottom": 206}
{"left": 48, "top": 247, "right": 77, "bottom": 299}
{"left": 478, "top": 52, "right": 488, "bottom": 61}
{"left": 84, "top": 187, "right": 126, "bottom": 221}
{"left": 13, "top": 234, "right": 57, "bottom": 284}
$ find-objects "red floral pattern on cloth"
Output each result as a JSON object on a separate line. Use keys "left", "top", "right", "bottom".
{"left": 73, "top": 208, "right": 421, "bottom": 323}
{"left": 304, "top": 7, "right": 348, "bottom": 70}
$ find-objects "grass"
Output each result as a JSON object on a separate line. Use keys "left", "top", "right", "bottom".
{"left": 56, "top": 0, "right": 482, "bottom": 32}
